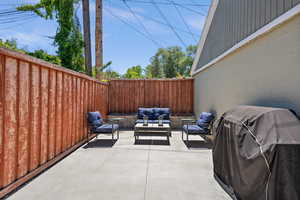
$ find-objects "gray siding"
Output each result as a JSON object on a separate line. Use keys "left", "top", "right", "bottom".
{"left": 193, "top": 14, "right": 300, "bottom": 118}
{"left": 196, "top": 0, "right": 300, "bottom": 71}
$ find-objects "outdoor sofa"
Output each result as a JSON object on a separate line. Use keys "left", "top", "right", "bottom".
{"left": 87, "top": 111, "right": 120, "bottom": 144}
{"left": 182, "top": 112, "right": 215, "bottom": 147}
{"left": 135, "top": 107, "right": 171, "bottom": 125}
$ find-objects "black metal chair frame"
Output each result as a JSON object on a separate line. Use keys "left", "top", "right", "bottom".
{"left": 181, "top": 119, "right": 215, "bottom": 147}
{"left": 87, "top": 118, "right": 120, "bottom": 144}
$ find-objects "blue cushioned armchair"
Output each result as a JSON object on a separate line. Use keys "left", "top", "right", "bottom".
{"left": 182, "top": 112, "right": 215, "bottom": 147}
{"left": 87, "top": 111, "right": 120, "bottom": 144}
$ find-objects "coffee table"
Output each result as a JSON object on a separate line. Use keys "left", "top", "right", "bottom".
{"left": 134, "top": 123, "right": 171, "bottom": 142}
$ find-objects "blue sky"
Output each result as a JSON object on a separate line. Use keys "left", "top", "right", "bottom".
{"left": 0, "top": 0, "right": 210, "bottom": 74}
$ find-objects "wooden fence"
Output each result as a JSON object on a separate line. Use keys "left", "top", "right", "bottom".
{"left": 108, "top": 79, "right": 194, "bottom": 114}
{"left": 0, "top": 48, "right": 194, "bottom": 197}
{"left": 0, "top": 48, "right": 108, "bottom": 197}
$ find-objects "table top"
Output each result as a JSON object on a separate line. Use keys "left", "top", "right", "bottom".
{"left": 135, "top": 123, "right": 170, "bottom": 129}
{"left": 181, "top": 118, "right": 196, "bottom": 121}
{"left": 110, "top": 118, "right": 123, "bottom": 121}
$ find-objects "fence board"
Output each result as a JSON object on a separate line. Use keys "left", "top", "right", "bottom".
{"left": 67, "top": 75, "right": 72, "bottom": 149}
{"left": 79, "top": 79, "right": 83, "bottom": 141}
{"left": 17, "top": 61, "right": 30, "bottom": 178}
{"left": 68, "top": 76, "right": 72, "bottom": 147}
{"left": 0, "top": 55, "right": 4, "bottom": 188}
{"left": 0, "top": 48, "right": 108, "bottom": 197}
{"left": 3, "top": 57, "right": 18, "bottom": 186}
{"left": 71, "top": 77, "right": 76, "bottom": 147}
{"left": 108, "top": 79, "right": 194, "bottom": 114}
{"left": 84, "top": 81, "right": 89, "bottom": 136}
{"left": 55, "top": 72, "right": 62, "bottom": 156}
{"left": 40, "top": 68, "right": 49, "bottom": 165}
{"left": 75, "top": 78, "right": 80, "bottom": 143}
{"left": 48, "top": 70, "right": 56, "bottom": 160}
{"left": 29, "top": 64, "right": 40, "bottom": 171}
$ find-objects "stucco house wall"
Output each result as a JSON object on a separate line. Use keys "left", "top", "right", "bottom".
{"left": 193, "top": 14, "right": 300, "bottom": 118}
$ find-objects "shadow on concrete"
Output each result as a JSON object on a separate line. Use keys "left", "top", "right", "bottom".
{"left": 83, "top": 139, "right": 117, "bottom": 148}
{"left": 134, "top": 139, "right": 170, "bottom": 146}
{"left": 183, "top": 140, "right": 212, "bottom": 149}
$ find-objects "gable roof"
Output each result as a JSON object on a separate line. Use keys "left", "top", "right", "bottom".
{"left": 191, "top": 0, "right": 300, "bottom": 76}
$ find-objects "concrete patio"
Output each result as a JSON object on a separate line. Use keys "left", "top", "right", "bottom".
{"left": 7, "top": 131, "right": 230, "bottom": 200}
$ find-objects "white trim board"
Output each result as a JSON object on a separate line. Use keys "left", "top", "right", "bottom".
{"left": 190, "top": 0, "right": 219, "bottom": 76}
{"left": 191, "top": 3, "right": 300, "bottom": 77}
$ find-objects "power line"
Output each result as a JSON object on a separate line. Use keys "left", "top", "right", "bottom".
{"left": 0, "top": 9, "right": 38, "bottom": 24}
{"left": 105, "top": 0, "right": 200, "bottom": 39}
{"left": 165, "top": 0, "right": 198, "bottom": 42}
{"left": 188, "top": 0, "right": 208, "bottom": 15}
{"left": 0, "top": 10, "right": 25, "bottom": 15}
{"left": 104, "top": 7, "right": 163, "bottom": 48}
{"left": 0, "top": 11, "right": 35, "bottom": 17}
{"left": 175, "top": 4, "right": 206, "bottom": 16}
{"left": 0, "top": 16, "right": 37, "bottom": 25}
{"left": 0, "top": 18, "right": 36, "bottom": 31}
{"left": 132, "top": 10, "right": 200, "bottom": 37}
{"left": 109, "top": 0, "right": 209, "bottom": 7}
{"left": 0, "top": 15, "right": 36, "bottom": 22}
{"left": 149, "top": 0, "right": 187, "bottom": 47}
{"left": 105, "top": 0, "right": 200, "bottom": 44}
{"left": 121, "top": 0, "right": 163, "bottom": 46}
{"left": 0, "top": 12, "right": 33, "bottom": 17}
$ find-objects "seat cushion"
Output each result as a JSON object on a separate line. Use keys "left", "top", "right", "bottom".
{"left": 196, "top": 119, "right": 210, "bottom": 129}
{"left": 137, "top": 108, "right": 155, "bottom": 120}
{"left": 183, "top": 125, "right": 208, "bottom": 134}
{"left": 91, "top": 119, "right": 103, "bottom": 127}
{"left": 153, "top": 108, "right": 170, "bottom": 120}
{"left": 199, "top": 112, "right": 214, "bottom": 123}
{"left": 87, "top": 111, "right": 102, "bottom": 124}
{"left": 93, "top": 124, "right": 119, "bottom": 133}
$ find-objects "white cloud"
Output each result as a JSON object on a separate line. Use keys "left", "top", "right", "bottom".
{"left": 187, "top": 16, "right": 206, "bottom": 33}
{"left": 1, "top": 31, "right": 52, "bottom": 51}
{"left": 0, "top": 18, "right": 58, "bottom": 54}
{"left": 105, "top": 6, "right": 140, "bottom": 22}
{"left": 104, "top": 5, "right": 169, "bottom": 36}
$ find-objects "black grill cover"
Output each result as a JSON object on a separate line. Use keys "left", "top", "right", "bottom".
{"left": 213, "top": 106, "right": 300, "bottom": 200}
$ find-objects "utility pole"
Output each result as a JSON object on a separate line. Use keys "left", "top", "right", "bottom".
{"left": 82, "top": 0, "right": 92, "bottom": 76}
{"left": 95, "top": 0, "right": 103, "bottom": 80}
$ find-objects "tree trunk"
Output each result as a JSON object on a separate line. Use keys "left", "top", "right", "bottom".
{"left": 82, "top": 0, "right": 92, "bottom": 76}
{"left": 95, "top": 0, "right": 103, "bottom": 80}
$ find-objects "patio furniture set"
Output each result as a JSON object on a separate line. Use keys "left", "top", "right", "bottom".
{"left": 87, "top": 108, "right": 215, "bottom": 146}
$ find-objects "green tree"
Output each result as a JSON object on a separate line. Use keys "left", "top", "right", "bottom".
{"left": 145, "top": 65, "right": 153, "bottom": 78}
{"left": 123, "top": 65, "right": 144, "bottom": 79}
{"left": 92, "top": 61, "right": 112, "bottom": 80}
{"left": 180, "top": 45, "right": 197, "bottom": 77}
{"left": 145, "top": 45, "right": 197, "bottom": 78}
{"left": 0, "top": 39, "right": 61, "bottom": 65}
{"left": 146, "top": 50, "right": 164, "bottom": 78}
{"left": 17, "top": 0, "right": 84, "bottom": 72}
{"left": 28, "top": 49, "right": 61, "bottom": 65}
{"left": 0, "top": 39, "right": 25, "bottom": 53}
{"left": 105, "top": 69, "right": 120, "bottom": 79}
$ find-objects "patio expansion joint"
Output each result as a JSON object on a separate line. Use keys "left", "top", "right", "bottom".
{"left": 114, "top": 145, "right": 208, "bottom": 154}
{"left": 143, "top": 144, "right": 151, "bottom": 200}
{"left": 93, "top": 148, "right": 117, "bottom": 174}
